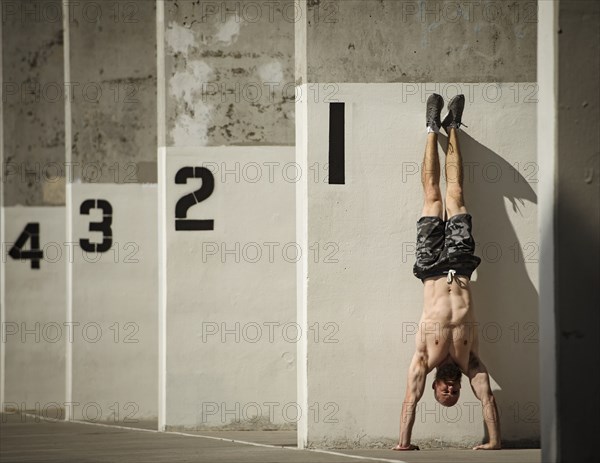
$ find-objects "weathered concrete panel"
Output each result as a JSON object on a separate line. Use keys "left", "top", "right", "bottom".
{"left": 2, "top": 0, "right": 65, "bottom": 206}
{"left": 300, "top": 0, "right": 537, "bottom": 83}
{"left": 69, "top": 0, "right": 157, "bottom": 183}
{"left": 164, "top": 0, "right": 295, "bottom": 146}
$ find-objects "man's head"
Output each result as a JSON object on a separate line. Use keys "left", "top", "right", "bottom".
{"left": 432, "top": 362, "right": 462, "bottom": 407}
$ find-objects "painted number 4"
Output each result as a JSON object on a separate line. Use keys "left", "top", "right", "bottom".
{"left": 9, "top": 223, "right": 43, "bottom": 269}
{"left": 9, "top": 199, "right": 114, "bottom": 270}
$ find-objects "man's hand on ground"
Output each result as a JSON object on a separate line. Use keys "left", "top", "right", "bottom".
{"left": 391, "top": 444, "right": 420, "bottom": 451}
{"left": 473, "top": 442, "right": 501, "bottom": 450}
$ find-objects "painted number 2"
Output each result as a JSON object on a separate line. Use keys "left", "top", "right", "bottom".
{"left": 174, "top": 167, "right": 215, "bottom": 231}
{"left": 80, "top": 199, "right": 113, "bottom": 252}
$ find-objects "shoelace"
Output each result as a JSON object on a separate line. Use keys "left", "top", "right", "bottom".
{"left": 447, "top": 269, "right": 456, "bottom": 284}
{"left": 442, "top": 114, "right": 468, "bottom": 130}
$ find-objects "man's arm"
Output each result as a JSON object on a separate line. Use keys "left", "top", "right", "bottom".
{"left": 393, "top": 349, "right": 428, "bottom": 450}
{"left": 468, "top": 353, "right": 501, "bottom": 450}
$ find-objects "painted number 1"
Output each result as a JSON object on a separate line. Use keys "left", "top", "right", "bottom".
{"left": 174, "top": 166, "right": 215, "bottom": 231}
{"left": 329, "top": 102, "right": 345, "bottom": 185}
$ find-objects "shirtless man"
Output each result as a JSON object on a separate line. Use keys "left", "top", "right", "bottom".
{"left": 392, "top": 94, "right": 501, "bottom": 451}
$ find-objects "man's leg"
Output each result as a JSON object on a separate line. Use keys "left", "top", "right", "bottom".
{"left": 422, "top": 93, "right": 444, "bottom": 218}
{"left": 421, "top": 132, "right": 443, "bottom": 218}
{"left": 442, "top": 95, "right": 467, "bottom": 218}
{"left": 445, "top": 127, "right": 468, "bottom": 218}
{"left": 439, "top": 95, "right": 481, "bottom": 280}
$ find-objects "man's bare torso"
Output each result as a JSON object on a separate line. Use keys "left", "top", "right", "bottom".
{"left": 417, "top": 275, "right": 479, "bottom": 373}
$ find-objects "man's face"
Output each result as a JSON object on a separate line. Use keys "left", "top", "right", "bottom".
{"left": 433, "top": 379, "right": 461, "bottom": 407}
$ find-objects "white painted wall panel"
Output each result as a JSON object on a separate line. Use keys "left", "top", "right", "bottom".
{"left": 161, "top": 146, "right": 297, "bottom": 430}
{"left": 3, "top": 207, "right": 66, "bottom": 413}
{"left": 298, "top": 83, "right": 539, "bottom": 447}
{"left": 71, "top": 184, "right": 158, "bottom": 423}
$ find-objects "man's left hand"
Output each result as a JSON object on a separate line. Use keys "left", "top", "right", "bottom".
{"left": 473, "top": 443, "right": 501, "bottom": 450}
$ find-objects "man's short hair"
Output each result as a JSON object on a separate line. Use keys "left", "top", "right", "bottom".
{"left": 435, "top": 362, "right": 462, "bottom": 383}
{"left": 433, "top": 362, "right": 462, "bottom": 406}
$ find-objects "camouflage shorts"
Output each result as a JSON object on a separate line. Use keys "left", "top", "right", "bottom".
{"left": 413, "top": 213, "right": 481, "bottom": 281}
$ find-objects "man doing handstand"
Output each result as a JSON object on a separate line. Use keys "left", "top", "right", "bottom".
{"left": 392, "top": 94, "right": 501, "bottom": 451}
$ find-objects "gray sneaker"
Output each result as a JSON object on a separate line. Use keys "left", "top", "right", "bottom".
{"left": 426, "top": 93, "right": 444, "bottom": 132}
{"left": 441, "top": 94, "right": 467, "bottom": 131}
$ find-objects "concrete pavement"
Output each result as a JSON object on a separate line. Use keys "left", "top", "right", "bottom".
{"left": 0, "top": 413, "right": 541, "bottom": 463}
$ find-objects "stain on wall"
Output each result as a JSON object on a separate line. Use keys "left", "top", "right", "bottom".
{"left": 2, "top": 0, "right": 65, "bottom": 206}
{"left": 165, "top": 0, "right": 295, "bottom": 146}
{"left": 70, "top": 0, "right": 157, "bottom": 183}
{"left": 302, "top": 0, "right": 537, "bottom": 83}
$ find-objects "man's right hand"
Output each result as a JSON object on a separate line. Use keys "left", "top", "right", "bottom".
{"left": 391, "top": 444, "right": 420, "bottom": 451}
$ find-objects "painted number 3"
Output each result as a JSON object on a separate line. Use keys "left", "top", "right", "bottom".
{"left": 174, "top": 167, "right": 215, "bottom": 231}
{"left": 80, "top": 199, "right": 113, "bottom": 253}
{"left": 9, "top": 199, "right": 114, "bottom": 269}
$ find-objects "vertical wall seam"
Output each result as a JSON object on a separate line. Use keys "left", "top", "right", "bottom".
{"left": 551, "top": 1, "right": 559, "bottom": 454}
{"left": 538, "top": 0, "right": 558, "bottom": 461}
{"left": 157, "top": 0, "right": 166, "bottom": 148}
{"left": 156, "top": 0, "right": 167, "bottom": 432}
{"left": 294, "top": 0, "right": 309, "bottom": 449}
{"left": 0, "top": 1, "right": 6, "bottom": 412}
{"left": 295, "top": 91, "right": 308, "bottom": 449}
{"left": 63, "top": 0, "right": 73, "bottom": 421}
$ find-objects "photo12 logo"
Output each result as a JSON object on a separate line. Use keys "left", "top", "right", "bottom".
{"left": 1, "top": 321, "right": 140, "bottom": 344}
{"left": 199, "top": 401, "right": 339, "bottom": 425}
{"left": 200, "top": 321, "right": 339, "bottom": 344}
{"left": 191, "top": 1, "right": 339, "bottom": 24}
{"left": 1, "top": 401, "right": 140, "bottom": 423}
{"left": 1, "top": 2, "right": 142, "bottom": 24}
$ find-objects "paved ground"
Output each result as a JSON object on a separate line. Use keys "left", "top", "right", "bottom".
{"left": 0, "top": 413, "right": 541, "bottom": 463}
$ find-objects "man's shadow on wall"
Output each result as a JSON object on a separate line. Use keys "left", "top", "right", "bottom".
{"left": 439, "top": 132, "right": 540, "bottom": 446}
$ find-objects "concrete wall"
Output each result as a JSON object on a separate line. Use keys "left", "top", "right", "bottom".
{"left": 299, "top": 0, "right": 537, "bottom": 84}
{"left": 70, "top": 184, "right": 158, "bottom": 423}
{"left": 3, "top": 207, "right": 65, "bottom": 410}
{"left": 545, "top": 1, "right": 599, "bottom": 461}
{"left": 157, "top": 1, "right": 297, "bottom": 430}
{"left": 297, "top": 83, "right": 538, "bottom": 448}
{"left": 1, "top": 0, "right": 66, "bottom": 415}
{"left": 2, "top": 0, "right": 65, "bottom": 206}
{"left": 65, "top": 0, "right": 159, "bottom": 422}
{"left": 537, "top": 2, "right": 557, "bottom": 459}
{"left": 1, "top": 0, "right": 160, "bottom": 422}
{"left": 69, "top": 0, "right": 157, "bottom": 183}
{"left": 160, "top": 147, "right": 296, "bottom": 430}
{"left": 296, "top": 0, "right": 539, "bottom": 449}
{"left": 163, "top": 0, "right": 295, "bottom": 146}
{"left": 538, "top": 2, "right": 600, "bottom": 460}
{"left": 0, "top": 0, "right": 555, "bottom": 451}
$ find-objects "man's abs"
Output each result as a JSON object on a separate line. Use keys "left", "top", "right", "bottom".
{"left": 419, "top": 275, "right": 478, "bottom": 371}
{"left": 422, "top": 275, "right": 473, "bottom": 321}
